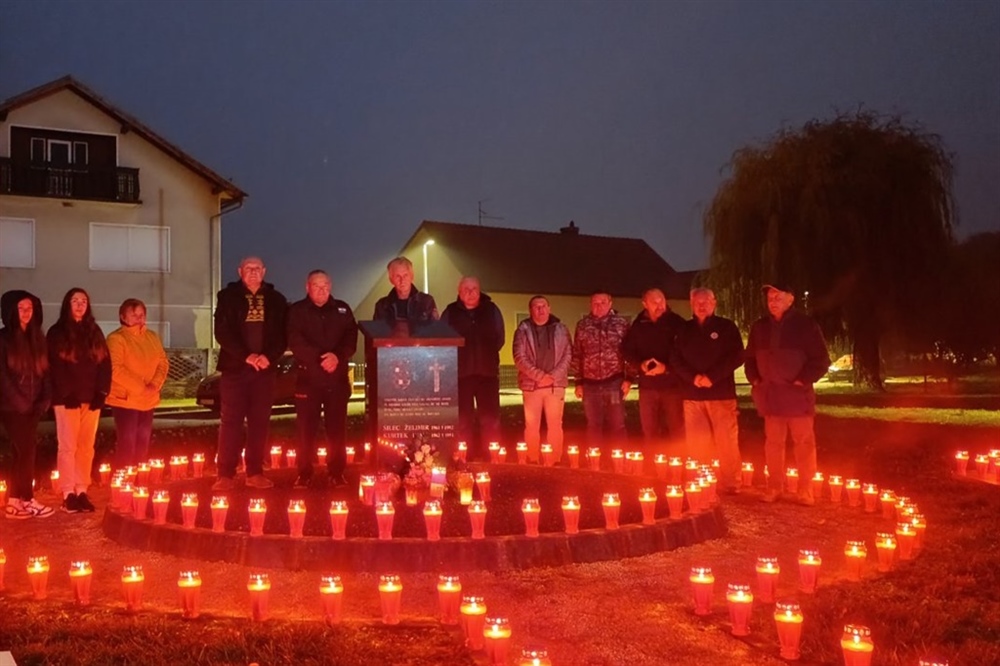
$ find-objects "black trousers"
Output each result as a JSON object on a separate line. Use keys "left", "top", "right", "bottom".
{"left": 295, "top": 381, "right": 351, "bottom": 478}
{"left": 217, "top": 367, "right": 276, "bottom": 479}
{"left": 457, "top": 375, "right": 501, "bottom": 461}
{"left": 1, "top": 411, "right": 41, "bottom": 501}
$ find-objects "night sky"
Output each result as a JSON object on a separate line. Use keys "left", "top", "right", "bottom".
{"left": 2, "top": 0, "right": 997, "bottom": 305}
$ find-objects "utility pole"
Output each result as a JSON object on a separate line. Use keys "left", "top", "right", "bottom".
{"left": 477, "top": 199, "right": 504, "bottom": 226}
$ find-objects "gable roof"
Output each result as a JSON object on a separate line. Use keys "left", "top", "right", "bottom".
{"left": 0, "top": 75, "right": 246, "bottom": 204}
{"left": 404, "top": 220, "right": 694, "bottom": 299}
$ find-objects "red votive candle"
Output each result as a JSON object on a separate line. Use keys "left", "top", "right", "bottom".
{"left": 875, "top": 532, "right": 896, "bottom": 572}
{"left": 690, "top": 566, "right": 714, "bottom": 616}
{"left": 320, "top": 574, "right": 343, "bottom": 625}
{"left": 132, "top": 486, "right": 149, "bottom": 520}
{"left": 248, "top": 498, "right": 267, "bottom": 537}
{"left": 483, "top": 616, "right": 512, "bottom": 665}
{"left": 726, "top": 583, "right": 753, "bottom": 636}
{"left": 69, "top": 560, "right": 92, "bottom": 605}
{"left": 601, "top": 492, "right": 621, "bottom": 530}
{"left": 774, "top": 601, "right": 803, "bottom": 660}
{"left": 567, "top": 445, "right": 580, "bottom": 469}
{"left": 561, "top": 495, "right": 581, "bottom": 534}
{"left": 376, "top": 501, "right": 395, "bottom": 540}
{"left": 329, "top": 500, "right": 349, "bottom": 540}
{"left": 844, "top": 540, "right": 867, "bottom": 581}
{"left": 755, "top": 556, "right": 779, "bottom": 604}
{"left": 845, "top": 479, "right": 861, "bottom": 507}
{"left": 152, "top": 489, "right": 169, "bottom": 525}
{"left": 27, "top": 555, "right": 50, "bottom": 600}
{"left": 423, "top": 499, "right": 443, "bottom": 541}
{"left": 177, "top": 570, "right": 201, "bottom": 619}
{"left": 797, "top": 549, "right": 821, "bottom": 593}
{"left": 459, "top": 595, "right": 487, "bottom": 650}
{"left": 639, "top": 487, "right": 657, "bottom": 524}
{"left": 829, "top": 475, "right": 844, "bottom": 503}
{"left": 211, "top": 495, "right": 229, "bottom": 533}
{"left": 437, "top": 574, "right": 461, "bottom": 625}
{"left": 378, "top": 574, "right": 402, "bottom": 625}
{"left": 247, "top": 573, "right": 270, "bottom": 621}
{"left": 665, "top": 485, "right": 684, "bottom": 519}
{"left": 288, "top": 499, "right": 306, "bottom": 538}
{"left": 469, "top": 501, "right": 487, "bottom": 539}
{"left": 741, "top": 461, "right": 754, "bottom": 488}
{"left": 522, "top": 498, "right": 541, "bottom": 537}
{"left": 181, "top": 493, "right": 199, "bottom": 529}
{"left": 862, "top": 483, "right": 879, "bottom": 513}
{"left": 475, "top": 472, "right": 492, "bottom": 503}
{"left": 841, "top": 624, "right": 874, "bottom": 666}
{"left": 121, "top": 565, "right": 144, "bottom": 612}
{"left": 587, "top": 447, "right": 602, "bottom": 471}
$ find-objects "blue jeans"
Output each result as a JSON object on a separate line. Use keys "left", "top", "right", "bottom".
{"left": 581, "top": 379, "right": 627, "bottom": 450}
{"left": 111, "top": 407, "right": 155, "bottom": 468}
{"left": 217, "top": 366, "right": 276, "bottom": 479}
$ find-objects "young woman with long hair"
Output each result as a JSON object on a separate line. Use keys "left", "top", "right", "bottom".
{"left": 47, "top": 288, "right": 111, "bottom": 513}
{"left": 0, "top": 290, "right": 54, "bottom": 518}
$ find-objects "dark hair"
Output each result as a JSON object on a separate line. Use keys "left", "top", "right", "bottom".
{"left": 590, "top": 289, "right": 612, "bottom": 298}
{"left": 118, "top": 298, "right": 146, "bottom": 325}
{"left": 2, "top": 297, "right": 48, "bottom": 377}
{"left": 52, "top": 288, "right": 108, "bottom": 363}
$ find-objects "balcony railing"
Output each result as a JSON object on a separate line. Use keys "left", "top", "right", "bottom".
{"left": 0, "top": 158, "right": 140, "bottom": 203}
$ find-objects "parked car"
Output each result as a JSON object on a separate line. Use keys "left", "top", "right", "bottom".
{"left": 195, "top": 353, "right": 357, "bottom": 413}
{"left": 196, "top": 352, "right": 298, "bottom": 413}
{"left": 826, "top": 354, "right": 853, "bottom": 381}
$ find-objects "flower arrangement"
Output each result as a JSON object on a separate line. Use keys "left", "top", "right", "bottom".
{"left": 402, "top": 437, "right": 439, "bottom": 490}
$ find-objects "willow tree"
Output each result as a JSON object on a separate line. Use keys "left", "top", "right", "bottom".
{"left": 704, "top": 112, "right": 956, "bottom": 388}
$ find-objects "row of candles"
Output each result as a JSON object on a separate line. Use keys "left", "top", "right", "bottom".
{"left": 2, "top": 555, "right": 552, "bottom": 665}
{"left": 103, "top": 483, "right": 723, "bottom": 538}
{"left": 954, "top": 449, "right": 1000, "bottom": 482}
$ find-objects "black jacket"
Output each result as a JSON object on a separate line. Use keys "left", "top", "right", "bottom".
{"left": 214, "top": 280, "right": 288, "bottom": 373}
{"left": 0, "top": 290, "right": 51, "bottom": 415}
{"left": 670, "top": 315, "right": 745, "bottom": 401}
{"left": 621, "top": 309, "right": 686, "bottom": 390}
{"left": 745, "top": 309, "right": 829, "bottom": 417}
{"left": 373, "top": 287, "right": 438, "bottom": 323}
{"left": 287, "top": 296, "right": 358, "bottom": 390}
{"left": 441, "top": 293, "right": 505, "bottom": 378}
{"left": 46, "top": 321, "right": 111, "bottom": 408}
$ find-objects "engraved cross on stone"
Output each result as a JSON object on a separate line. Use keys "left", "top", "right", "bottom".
{"left": 428, "top": 360, "right": 445, "bottom": 393}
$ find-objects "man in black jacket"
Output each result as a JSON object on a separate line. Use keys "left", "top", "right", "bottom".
{"left": 621, "top": 288, "right": 686, "bottom": 453}
{"left": 745, "top": 283, "right": 830, "bottom": 505}
{"left": 671, "top": 288, "right": 745, "bottom": 493}
{"left": 212, "top": 256, "right": 287, "bottom": 491}
{"left": 441, "top": 277, "right": 504, "bottom": 460}
{"left": 373, "top": 257, "right": 438, "bottom": 323}
{"left": 287, "top": 270, "right": 358, "bottom": 487}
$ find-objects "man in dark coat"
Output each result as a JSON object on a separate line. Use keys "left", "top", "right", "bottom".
{"left": 373, "top": 257, "right": 438, "bottom": 323}
{"left": 287, "top": 270, "right": 358, "bottom": 487}
{"left": 621, "top": 288, "right": 686, "bottom": 453}
{"left": 745, "top": 283, "right": 830, "bottom": 505}
{"left": 212, "top": 256, "right": 288, "bottom": 491}
{"left": 441, "top": 276, "right": 504, "bottom": 460}
{"left": 671, "top": 288, "right": 745, "bottom": 493}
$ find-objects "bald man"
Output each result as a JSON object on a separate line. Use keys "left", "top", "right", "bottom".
{"left": 441, "top": 276, "right": 505, "bottom": 460}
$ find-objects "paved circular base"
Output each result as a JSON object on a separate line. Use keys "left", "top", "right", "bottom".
{"left": 101, "top": 465, "right": 728, "bottom": 572}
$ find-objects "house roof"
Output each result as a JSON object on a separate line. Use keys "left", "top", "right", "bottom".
{"left": 404, "top": 220, "right": 695, "bottom": 300}
{"left": 0, "top": 75, "right": 247, "bottom": 203}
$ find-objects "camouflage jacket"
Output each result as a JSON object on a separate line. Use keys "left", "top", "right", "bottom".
{"left": 571, "top": 312, "right": 629, "bottom": 384}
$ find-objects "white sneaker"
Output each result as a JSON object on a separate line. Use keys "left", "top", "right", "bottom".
{"left": 22, "top": 498, "right": 54, "bottom": 518}
{"left": 5, "top": 499, "right": 32, "bottom": 520}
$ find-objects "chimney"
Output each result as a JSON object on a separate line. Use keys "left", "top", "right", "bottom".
{"left": 559, "top": 221, "right": 579, "bottom": 235}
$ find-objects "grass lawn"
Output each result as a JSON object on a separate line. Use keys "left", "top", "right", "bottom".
{"left": 0, "top": 386, "right": 998, "bottom": 665}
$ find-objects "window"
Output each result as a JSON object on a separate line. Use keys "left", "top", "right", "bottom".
{"left": 0, "top": 218, "right": 35, "bottom": 268}
{"left": 90, "top": 223, "right": 170, "bottom": 272}
{"left": 516, "top": 311, "right": 529, "bottom": 324}
{"left": 73, "top": 141, "right": 89, "bottom": 166}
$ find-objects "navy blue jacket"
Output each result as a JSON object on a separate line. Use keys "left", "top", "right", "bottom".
{"left": 745, "top": 309, "right": 829, "bottom": 417}
{"left": 287, "top": 296, "right": 358, "bottom": 390}
{"left": 441, "top": 293, "right": 505, "bottom": 378}
{"left": 670, "top": 315, "right": 744, "bottom": 401}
